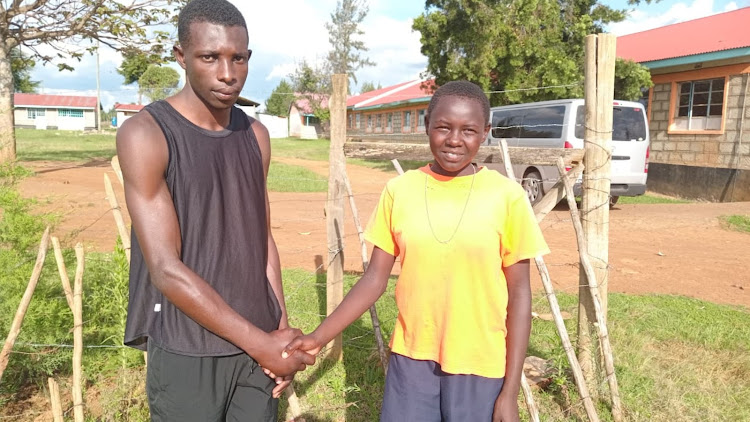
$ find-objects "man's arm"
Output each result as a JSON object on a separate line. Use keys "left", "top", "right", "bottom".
{"left": 252, "top": 120, "right": 289, "bottom": 330}
{"left": 116, "top": 113, "right": 313, "bottom": 377}
{"left": 494, "top": 259, "right": 532, "bottom": 422}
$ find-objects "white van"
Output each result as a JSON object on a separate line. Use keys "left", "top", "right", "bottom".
{"left": 485, "top": 99, "right": 649, "bottom": 206}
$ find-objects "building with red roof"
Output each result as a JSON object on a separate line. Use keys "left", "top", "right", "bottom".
{"left": 13, "top": 93, "right": 99, "bottom": 131}
{"left": 617, "top": 7, "right": 750, "bottom": 201}
{"left": 113, "top": 103, "right": 145, "bottom": 127}
{"left": 346, "top": 79, "right": 435, "bottom": 142}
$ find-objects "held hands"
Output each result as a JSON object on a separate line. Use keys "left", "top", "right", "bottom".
{"left": 282, "top": 332, "right": 324, "bottom": 358}
{"left": 256, "top": 328, "right": 315, "bottom": 379}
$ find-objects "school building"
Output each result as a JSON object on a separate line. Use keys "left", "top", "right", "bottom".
{"left": 13, "top": 93, "right": 99, "bottom": 131}
{"left": 617, "top": 7, "right": 750, "bottom": 201}
{"left": 346, "top": 80, "right": 435, "bottom": 143}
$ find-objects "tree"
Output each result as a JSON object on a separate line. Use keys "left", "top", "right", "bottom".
{"left": 614, "top": 58, "right": 653, "bottom": 100}
{"left": 139, "top": 65, "right": 180, "bottom": 103}
{"left": 0, "top": 0, "right": 185, "bottom": 163}
{"left": 289, "top": 59, "right": 332, "bottom": 125}
{"left": 360, "top": 81, "right": 381, "bottom": 93}
{"left": 11, "top": 49, "right": 39, "bottom": 93}
{"left": 265, "top": 80, "right": 294, "bottom": 117}
{"left": 412, "top": 0, "right": 650, "bottom": 106}
{"left": 325, "top": 0, "right": 375, "bottom": 84}
{"left": 118, "top": 46, "right": 173, "bottom": 104}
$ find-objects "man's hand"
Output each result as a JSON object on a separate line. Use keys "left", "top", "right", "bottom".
{"left": 254, "top": 328, "right": 316, "bottom": 378}
{"left": 492, "top": 393, "right": 520, "bottom": 422}
{"left": 282, "top": 333, "right": 324, "bottom": 358}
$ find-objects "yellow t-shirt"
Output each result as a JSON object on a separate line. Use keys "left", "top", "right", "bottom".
{"left": 364, "top": 165, "right": 550, "bottom": 378}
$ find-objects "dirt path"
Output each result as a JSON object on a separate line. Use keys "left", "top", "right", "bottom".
{"left": 17, "top": 159, "right": 750, "bottom": 309}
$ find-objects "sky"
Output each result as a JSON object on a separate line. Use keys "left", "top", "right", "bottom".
{"left": 26, "top": 0, "right": 750, "bottom": 110}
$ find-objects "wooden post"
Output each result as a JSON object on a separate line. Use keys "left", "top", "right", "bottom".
{"left": 104, "top": 173, "right": 131, "bottom": 262}
{"left": 48, "top": 377, "right": 64, "bottom": 422}
{"left": 579, "top": 33, "right": 616, "bottom": 397}
{"left": 284, "top": 385, "right": 304, "bottom": 421}
{"left": 534, "top": 257, "right": 600, "bottom": 422}
{"left": 51, "top": 236, "right": 74, "bottom": 311}
{"left": 325, "top": 73, "right": 348, "bottom": 360}
{"left": 72, "top": 244, "right": 85, "bottom": 422}
{"left": 0, "top": 227, "right": 50, "bottom": 383}
{"left": 342, "top": 171, "right": 389, "bottom": 373}
{"left": 557, "top": 159, "right": 623, "bottom": 422}
{"left": 111, "top": 155, "right": 124, "bottom": 187}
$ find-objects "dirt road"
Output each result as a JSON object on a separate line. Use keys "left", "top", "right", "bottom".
{"left": 18, "top": 158, "right": 750, "bottom": 309}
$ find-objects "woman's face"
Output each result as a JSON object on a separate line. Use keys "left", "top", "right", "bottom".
{"left": 425, "top": 96, "right": 490, "bottom": 177}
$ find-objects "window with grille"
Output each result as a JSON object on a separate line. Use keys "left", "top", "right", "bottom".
{"left": 59, "top": 109, "right": 84, "bottom": 118}
{"left": 27, "top": 109, "right": 45, "bottom": 119}
{"left": 674, "top": 78, "right": 724, "bottom": 131}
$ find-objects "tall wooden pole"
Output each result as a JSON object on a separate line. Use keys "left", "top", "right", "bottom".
{"left": 325, "top": 74, "right": 347, "bottom": 360}
{"left": 579, "top": 33, "right": 616, "bottom": 396}
{"left": 0, "top": 227, "right": 50, "bottom": 383}
{"left": 72, "top": 244, "right": 85, "bottom": 422}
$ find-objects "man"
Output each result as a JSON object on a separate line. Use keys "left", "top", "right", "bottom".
{"left": 118, "top": 0, "right": 314, "bottom": 420}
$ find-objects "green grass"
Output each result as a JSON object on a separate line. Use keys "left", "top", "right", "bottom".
{"left": 618, "top": 194, "right": 691, "bottom": 205}
{"left": 720, "top": 215, "right": 750, "bottom": 233}
{"left": 267, "top": 161, "right": 327, "bottom": 192}
{"left": 270, "top": 137, "right": 332, "bottom": 161}
{"left": 16, "top": 128, "right": 117, "bottom": 162}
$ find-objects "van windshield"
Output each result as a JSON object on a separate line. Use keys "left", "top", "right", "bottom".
{"left": 575, "top": 105, "right": 647, "bottom": 141}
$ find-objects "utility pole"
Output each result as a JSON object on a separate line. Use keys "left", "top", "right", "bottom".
{"left": 95, "top": 39, "right": 101, "bottom": 132}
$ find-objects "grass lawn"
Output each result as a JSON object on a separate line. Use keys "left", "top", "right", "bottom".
{"left": 719, "top": 215, "right": 750, "bottom": 233}
{"left": 618, "top": 194, "right": 691, "bottom": 205}
{"left": 16, "top": 128, "right": 117, "bottom": 162}
{"left": 268, "top": 161, "right": 327, "bottom": 192}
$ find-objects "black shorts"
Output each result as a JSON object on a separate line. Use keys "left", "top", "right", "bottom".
{"left": 146, "top": 342, "right": 278, "bottom": 422}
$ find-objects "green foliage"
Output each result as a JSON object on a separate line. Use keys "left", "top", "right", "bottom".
{"left": 413, "top": 0, "right": 650, "bottom": 105}
{"left": 614, "top": 58, "right": 654, "bottom": 100}
{"left": 11, "top": 48, "right": 39, "bottom": 93}
{"left": 360, "top": 81, "right": 381, "bottom": 93}
{"left": 138, "top": 65, "right": 180, "bottom": 102}
{"left": 269, "top": 137, "right": 331, "bottom": 161}
{"left": 325, "top": 0, "right": 375, "bottom": 84}
{"left": 264, "top": 79, "right": 295, "bottom": 117}
{"left": 618, "top": 194, "right": 690, "bottom": 205}
{"left": 720, "top": 215, "right": 750, "bottom": 233}
{"left": 289, "top": 59, "right": 332, "bottom": 123}
{"left": 118, "top": 46, "right": 173, "bottom": 86}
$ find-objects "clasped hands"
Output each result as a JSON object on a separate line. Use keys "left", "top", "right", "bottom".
{"left": 257, "top": 328, "right": 323, "bottom": 398}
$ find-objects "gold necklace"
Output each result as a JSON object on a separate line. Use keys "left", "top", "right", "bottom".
{"left": 424, "top": 163, "right": 476, "bottom": 244}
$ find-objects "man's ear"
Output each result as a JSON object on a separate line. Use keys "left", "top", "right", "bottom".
{"left": 174, "top": 44, "right": 186, "bottom": 70}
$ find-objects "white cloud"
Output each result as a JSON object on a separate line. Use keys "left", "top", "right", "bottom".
{"left": 608, "top": 0, "right": 740, "bottom": 36}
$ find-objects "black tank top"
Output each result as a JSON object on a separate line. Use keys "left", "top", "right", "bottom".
{"left": 124, "top": 101, "right": 281, "bottom": 356}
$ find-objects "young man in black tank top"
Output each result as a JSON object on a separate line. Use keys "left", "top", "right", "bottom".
{"left": 117, "top": 1, "right": 314, "bottom": 420}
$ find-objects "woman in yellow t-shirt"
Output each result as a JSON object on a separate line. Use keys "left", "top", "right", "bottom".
{"left": 283, "top": 81, "right": 549, "bottom": 421}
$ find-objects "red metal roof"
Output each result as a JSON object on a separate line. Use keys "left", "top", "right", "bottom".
{"left": 13, "top": 93, "right": 97, "bottom": 108}
{"left": 616, "top": 7, "right": 750, "bottom": 63}
{"left": 349, "top": 79, "right": 435, "bottom": 110}
{"left": 114, "top": 103, "right": 145, "bottom": 112}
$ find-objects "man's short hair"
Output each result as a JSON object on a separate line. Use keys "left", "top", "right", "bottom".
{"left": 427, "top": 81, "right": 490, "bottom": 125}
{"left": 177, "top": 0, "right": 248, "bottom": 47}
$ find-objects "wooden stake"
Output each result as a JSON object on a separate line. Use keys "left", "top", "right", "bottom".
{"left": 532, "top": 164, "right": 584, "bottom": 223}
{"left": 534, "top": 257, "right": 600, "bottom": 422}
{"left": 342, "top": 171, "right": 389, "bottom": 373}
{"left": 325, "top": 73, "right": 348, "bottom": 361}
{"left": 104, "top": 173, "right": 131, "bottom": 262}
{"left": 285, "top": 384, "right": 304, "bottom": 421}
{"left": 0, "top": 227, "right": 50, "bottom": 383}
{"left": 72, "top": 244, "right": 85, "bottom": 422}
{"left": 51, "top": 236, "right": 74, "bottom": 311}
{"left": 557, "top": 158, "right": 623, "bottom": 422}
{"left": 496, "top": 140, "right": 541, "bottom": 422}
{"left": 111, "top": 155, "right": 124, "bottom": 187}
{"left": 48, "top": 377, "right": 64, "bottom": 422}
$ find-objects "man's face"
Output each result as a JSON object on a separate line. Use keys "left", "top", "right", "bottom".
{"left": 175, "top": 21, "right": 250, "bottom": 110}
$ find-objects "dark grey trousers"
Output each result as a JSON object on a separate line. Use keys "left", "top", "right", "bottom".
{"left": 146, "top": 342, "right": 278, "bottom": 422}
{"left": 380, "top": 353, "right": 505, "bottom": 422}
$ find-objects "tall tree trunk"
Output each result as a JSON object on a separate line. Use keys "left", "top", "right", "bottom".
{"left": 0, "top": 45, "right": 17, "bottom": 163}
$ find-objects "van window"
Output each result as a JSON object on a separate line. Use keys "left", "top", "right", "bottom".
{"left": 575, "top": 105, "right": 647, "bottom": 141}
{"left": 492, "top": 105, "right": 565, "bottom": 139}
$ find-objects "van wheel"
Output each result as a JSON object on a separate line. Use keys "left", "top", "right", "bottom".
{"left": 609, "top": 195, "right": 620, "bottom": 208}
{"left": 522, "top": 171, "right": 543, "bottom": 205}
